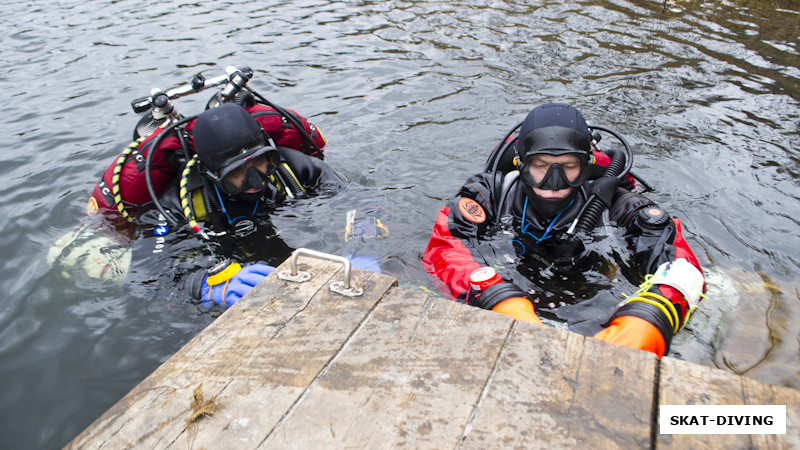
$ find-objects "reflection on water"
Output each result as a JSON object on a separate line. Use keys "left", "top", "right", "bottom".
{"left": 1, "top": 0, "right": 798, "bottom": 447}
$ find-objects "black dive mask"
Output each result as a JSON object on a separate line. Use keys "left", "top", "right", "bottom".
{"left": 202, "top": 150, "right": 280, "bottom": 200}
{"left": 526, "top": 163, "right": 573, "bottom": 191}
{"left": 226, "top": 165, "right": 271, "bottom": 202}
{"left": 520, "top": 155, "right": 589, "bottom": 192}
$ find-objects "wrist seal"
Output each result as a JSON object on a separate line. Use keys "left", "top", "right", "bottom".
{"left": 187, "top": 260, "right": 242, "bottom": 300}
{"left": 187, "top": 269, "right": 208, "bottom": 300}
{"left": 610, "top": 300, "right": 676, "bottom": 354}
{"left": 472, "top": 282, "right": 532, "bottom": 311}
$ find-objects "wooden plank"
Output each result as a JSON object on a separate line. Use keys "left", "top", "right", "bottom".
{"left": 460, "top": 322, "right": 657, "bottom": 449}
{"left": 68, "top": 258, "right": 397, "bottom": 449}
{"left": 658, "top": 357, "right": 800, "bottom": 449}
{"left": 261, "top": 290, "right": 515, "bottom": 448}
{"left": 173, "top": 260, "right": 396, "bottom": 447}
{"left": 71, "top": 253, "right": 800, "bottom": 449}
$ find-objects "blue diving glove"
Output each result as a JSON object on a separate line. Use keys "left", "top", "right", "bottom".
{"left": 347, "top": 253, "right": 382, "bottom": 273}
{"left": 199, "top": 262, "right": 276, "bottom": 308}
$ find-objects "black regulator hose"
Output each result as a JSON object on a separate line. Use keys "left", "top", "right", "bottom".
{"left": 570, "top": 125, "right": 633, "bottom": 234}
{"left": 572, "top": 148, "right": 626, "bottom": 234}
{"left": 250, "top": 90, "right": 324, "bottom": 159}
{"left": 591, "top": 124, "right": 633, "bottom": 178}
{"left": 276, "top": 163, "right": 307, "bottom": 199}
{"left": 485, "top": 122, "right": 523, "bottom": 198}
{"left": 484, "top": 122, "right": 523, "bottom": 174}
{"left": 144, "top": 114, "right": 198, "bottom": 227}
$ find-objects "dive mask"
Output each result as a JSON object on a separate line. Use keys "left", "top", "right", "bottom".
{"left": 202, "top": 146, "right": 280, "bottom": 195}
{"left": 520, "top": 153, "right": 589, "bottom": 191}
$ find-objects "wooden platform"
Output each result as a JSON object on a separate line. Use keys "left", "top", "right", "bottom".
{"left": 68, "top": 257, "right": 799, "bottom": 449}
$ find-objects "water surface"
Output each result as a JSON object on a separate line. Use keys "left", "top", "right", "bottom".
{"left": 1, "top": 0, "right": 798, "bottom": 447}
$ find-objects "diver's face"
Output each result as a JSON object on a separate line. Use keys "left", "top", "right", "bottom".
{"left": 528, "top": 153, "right": 582, "bottom": 200}
{"left": 223, "top": 155, "right": 269, "bottom": 192}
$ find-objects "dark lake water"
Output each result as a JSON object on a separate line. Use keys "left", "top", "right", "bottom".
{"left": 2, "top": 0, "right": 798, "bottom": 447}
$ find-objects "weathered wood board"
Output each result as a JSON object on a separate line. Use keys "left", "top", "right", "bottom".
{"left": 658, "top": 356, "right": 799, "bottom": 449}
{"left": 68, "top": 257, "right": 395, "bottom": 448}
{"left": 68, "top": 256, "right": 797, "bottom": 449}
{"left": 460, "top": 323, "right": 656, "bottom": 449}
{"left": 262, "top": 287, "right": 514, "bottom": 448}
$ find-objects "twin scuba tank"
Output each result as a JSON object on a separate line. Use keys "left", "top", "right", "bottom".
{"left": 99, "top": 66, "right": 311, "bottom": 239}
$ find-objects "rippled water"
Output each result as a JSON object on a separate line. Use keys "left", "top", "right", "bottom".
{"left": 2, "top": 0, "right": 798, "bottom": 447}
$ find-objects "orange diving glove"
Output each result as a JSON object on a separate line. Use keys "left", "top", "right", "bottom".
{"left": 594, "top": 315, "right": 666, "bottom": 358}
{"left": 492, "top": 297, "right": 543, "bottom": 324}
{"left": 596, "top": 258, "right": 705, "bottom": 359}
{"left": 467, "top": 267, "right": 541, "bottom": 325}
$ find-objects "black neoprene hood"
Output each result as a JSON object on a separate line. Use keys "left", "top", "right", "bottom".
{"left": 193, "top": 103, "right": 268, "bottom": 173}
{"left": 517, "top": 103, "right": 592, "bottom": 159}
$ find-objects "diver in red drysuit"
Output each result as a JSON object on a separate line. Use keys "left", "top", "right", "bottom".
{"left": 423, "top": 103, "right": 705, "bottom": 358}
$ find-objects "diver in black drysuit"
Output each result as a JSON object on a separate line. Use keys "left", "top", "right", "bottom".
{"left": 84, "top": 102, "right": 371, "bottom": 308}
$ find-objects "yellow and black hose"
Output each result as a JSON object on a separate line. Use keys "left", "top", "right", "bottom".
{"left": 275, "top": 163, "right": 307, "bottom": 199}
{"left": 110, "top": 136, "right": 147, "bottom": 222}
{"left": 179, "top": 156, "right": 209, "bottom": 239}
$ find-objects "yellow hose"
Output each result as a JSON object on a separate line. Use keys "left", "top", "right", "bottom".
{"left": 110, "top": 136, "right": 146, "bottom": 222}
